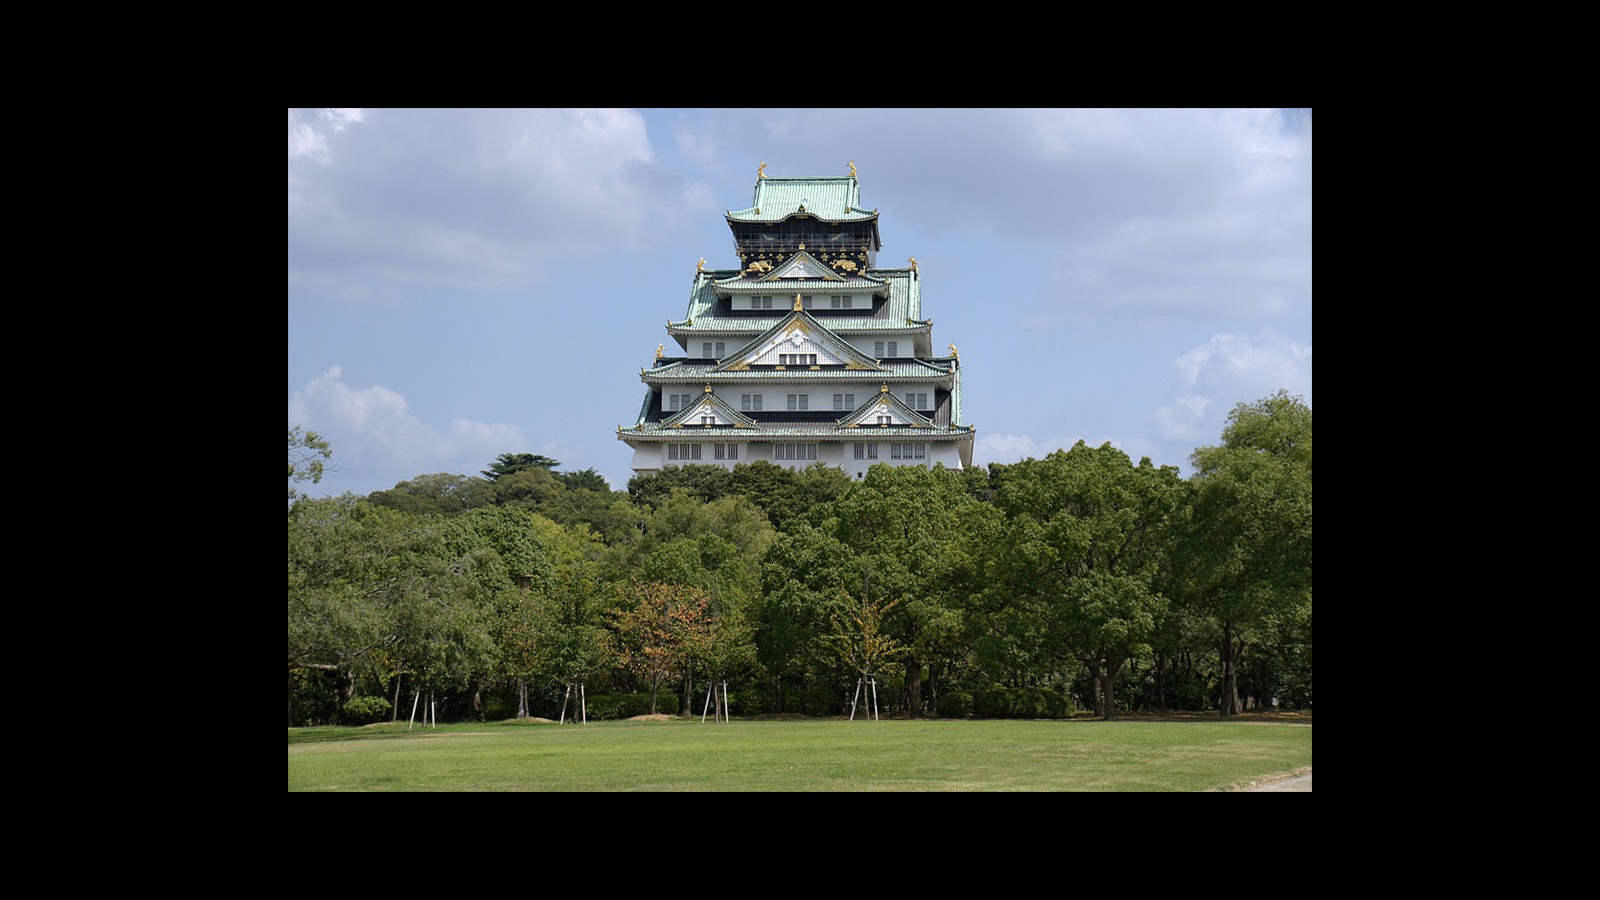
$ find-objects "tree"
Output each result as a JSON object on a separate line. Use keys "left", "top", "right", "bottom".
{"left": 825, "top": 588, "right": 905, "bottom": 718}
{"left": 1177, "top": 391, "right": 1312, "bottom": 716}
{"left": 609, "top": 582, "right": 715, "bottom": 714}
{"left": 823, "top": 464, "right": 991, "bottom": 716}
{"left": 368, "top": 473, "right": 496, "bottom": 517}
{"left": 288, "top": 426, "right": 332, "bottom": 500}
{"left": 482, "top": 453, "right": 561, "bottom": 481}
{"left": 983, "top": 442, "right": 1186, "bottom": 718}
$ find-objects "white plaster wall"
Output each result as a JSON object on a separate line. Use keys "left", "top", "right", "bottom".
{"left": 633, "top": 440, "right": 965, "bottom": 476}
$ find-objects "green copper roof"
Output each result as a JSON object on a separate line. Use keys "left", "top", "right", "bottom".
{"left": 727, "top": 176, "right": 876, "bottom": 224}
{"left": 673, "top": 268, "right": 924, "bottom": 333}
{"left": 714, "top": 250, "right": 888, "bottom": 292}
{"left": 643, "top": 358, "right": 954, "bottom": 384}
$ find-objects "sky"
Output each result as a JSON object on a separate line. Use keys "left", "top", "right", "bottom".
{"left": 289, "top": 108, "right": 1312, "bottom": 497}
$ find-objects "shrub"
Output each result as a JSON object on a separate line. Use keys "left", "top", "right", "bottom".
{"left": 936, "top": 691, "right": 973, "bottom": 718}
{"left": 581, "top": 692, "right": 670, "bottom": 720}
{"left": 343, "top": 695, "right": 393, "bottom": 725}
{"left": 973, "top": 686, "right": 1071, "bottom": 719}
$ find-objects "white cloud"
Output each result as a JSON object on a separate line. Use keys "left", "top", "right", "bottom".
{"left": 975, "top": 432, "right": 1041, "bottom": 465}
{"left": 288, "top": 108, "right": 715, "bottom": 302}
{"left": 1153, "top": 332, "right": 1312, "bottom": 443}
{"left": 289, "top": 365, "right": 525, "bottom": 495}
{"left": 287, "top": 108, "right": 366, "bottom": 163}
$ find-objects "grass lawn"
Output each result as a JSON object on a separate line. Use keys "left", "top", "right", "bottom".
{"left": 288, "top": 715, "right": 1311, "bottom": 791}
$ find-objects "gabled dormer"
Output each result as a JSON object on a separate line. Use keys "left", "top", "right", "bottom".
{"left": 835, "top": 386, "right": 934, "bottom": 429}
{"left": 714, "top": 304, "right": 885, "bottom": 372}
{"left": 660, "top": 387, "right": 760, "bottom": 429}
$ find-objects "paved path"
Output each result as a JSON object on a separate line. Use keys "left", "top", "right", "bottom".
{"left": 1246, "top": 772, "right": 1312, "bottom": 791}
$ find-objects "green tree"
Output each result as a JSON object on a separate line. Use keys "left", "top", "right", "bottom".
{"left": 483, "top": 453, "right": 561, "bottom": 481}
{"left": 368, "top": 473, "right": 496, "bottom": 517}
{"left": 1177, "top": 391, "right": 1312, "bottom": 716}
{"left": 288, "top": 426, "right": 332, "bottom": 500}
{"left": 983, "top": 442, "right": 1186, "bottom": 719}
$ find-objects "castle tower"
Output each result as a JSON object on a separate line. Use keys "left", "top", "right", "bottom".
{"left": 620, "top": 166, "right": 974, "bottom": 477}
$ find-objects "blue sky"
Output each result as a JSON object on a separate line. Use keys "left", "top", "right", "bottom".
{"left": 289, "top": 108, "right": 1312, "bottom": 496}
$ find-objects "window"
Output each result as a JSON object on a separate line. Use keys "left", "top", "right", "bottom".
{"left": 854, "top": 443, "right": 878, "bottom": 460}
{"left": 702, "top": 342, "right": 712, "bottom": 357}
{"left": 778, "top": 353, "right": 816, "bottom": 366}
{"left": 774, "top": 444, "right": 817, "bottom": 460}
{"left": 833, "top": 393, "right": 855, "bottom": 410}
{"left": 668, "top": 444, "right": 702, "bottom": 461}
{"left": 787, "top": 394, "right": 809, "bottom": 410}
{"left": 700, "top": 342, "right": 726, "bottom": 358}
{"left": 877, "top": 415, "right": 892, "bottom": 425}
{"left": 890, "top": 443, "right": 927, "bottom": 460}
{"left": 874, "top": 341, "right": 898, "bottom": 358}
{"left": 667, "top": 393, "right": 691, "bottom": 411}
{"left": 754, "top": 296, "right": 772, "bottom": 309}
{"left": 802, "top": 295, "right": 813, "bottom": 307}
{"left": 714, "top": 443, "right": 739, "bottom": 460}
{"left": 741, "top": 394, "right": 762, "bottom": 411}
{"left": 701, "top": 415, "right": 715, "bottom": 426}
{"left": 831, "top": 295, "right": 852, "bottom": 309}
{"left": 905, "top": 393, "right": 928, "bottom": 410}
{"left": 716, "top": 342, "right": 725, "bottom": 357}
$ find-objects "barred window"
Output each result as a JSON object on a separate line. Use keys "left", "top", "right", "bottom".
{"left": 773, "top": 444, "right": 817, "bottom": 460}
{"left": 714, "top": 443, "right": 739, "bottom": 460}
{"left": 741, "top": 394, "right": 763, "bottom": 411}
{"left": 905, "top": 393, "right": 928, "bottom": 410}
{"left": 834, "top": 393, "right": 855, "bottom": 410}
{"left": 787, "top": 394, "right": 809, "bottom": 411}
{"left": 668, "top": 444, "right": 703, "bottom": 461}
{"left": 853, "top": 443, "right": 878, "bottom": 460}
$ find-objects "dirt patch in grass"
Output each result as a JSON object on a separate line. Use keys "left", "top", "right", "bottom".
{"left": 628, "top": 714, "right": 675, "bottom": 722}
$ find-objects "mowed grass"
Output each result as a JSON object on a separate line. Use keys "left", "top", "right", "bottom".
{"left": 288, "top": 717, "right": 1311, "bottom": 791}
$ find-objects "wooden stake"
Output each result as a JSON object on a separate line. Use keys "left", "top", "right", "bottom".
{"left": 409, "top": 690, "right": 420, "bottom": 730}
{"left": 701, "top": 681, "right": 714, "bottom": 722}
{"left": 560, "top": 683, "right": 571, "bottom": 724}
{"left": 579, "top": 683, "right": 588, "bottom": 724}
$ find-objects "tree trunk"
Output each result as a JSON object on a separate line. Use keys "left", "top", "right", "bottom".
{"left": 391, "top": 672, "right": 403, "bottom": 721}
{"left": 1103, "top": 659, "right": 1122, "bottom": 721}
{"left": 679, "top": 674, "right": 693, "bottom": 717}
{"left": 517, "top": 677, "right": 528, "bottom": 719}
{"left": 472, "top": 682, "right": 484, "bottom": 722}
{"left": 649, "top": 681, "right": 660, "bottom": 716}
{"left": 905, "top": 657, "right": 924, "bottom": 718}
{"left": 1154, "top": 656, "right": 1168, "bottom": 713}
{"left": 1219, "top": 625, "right": 1244, "bottom": 716}
{"left": 288, "top": 670, "right": 295, "bottom": 727}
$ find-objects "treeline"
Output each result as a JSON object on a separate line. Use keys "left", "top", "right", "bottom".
{"left": 287, "top": 392, "right": 1311, "bottom": 725}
